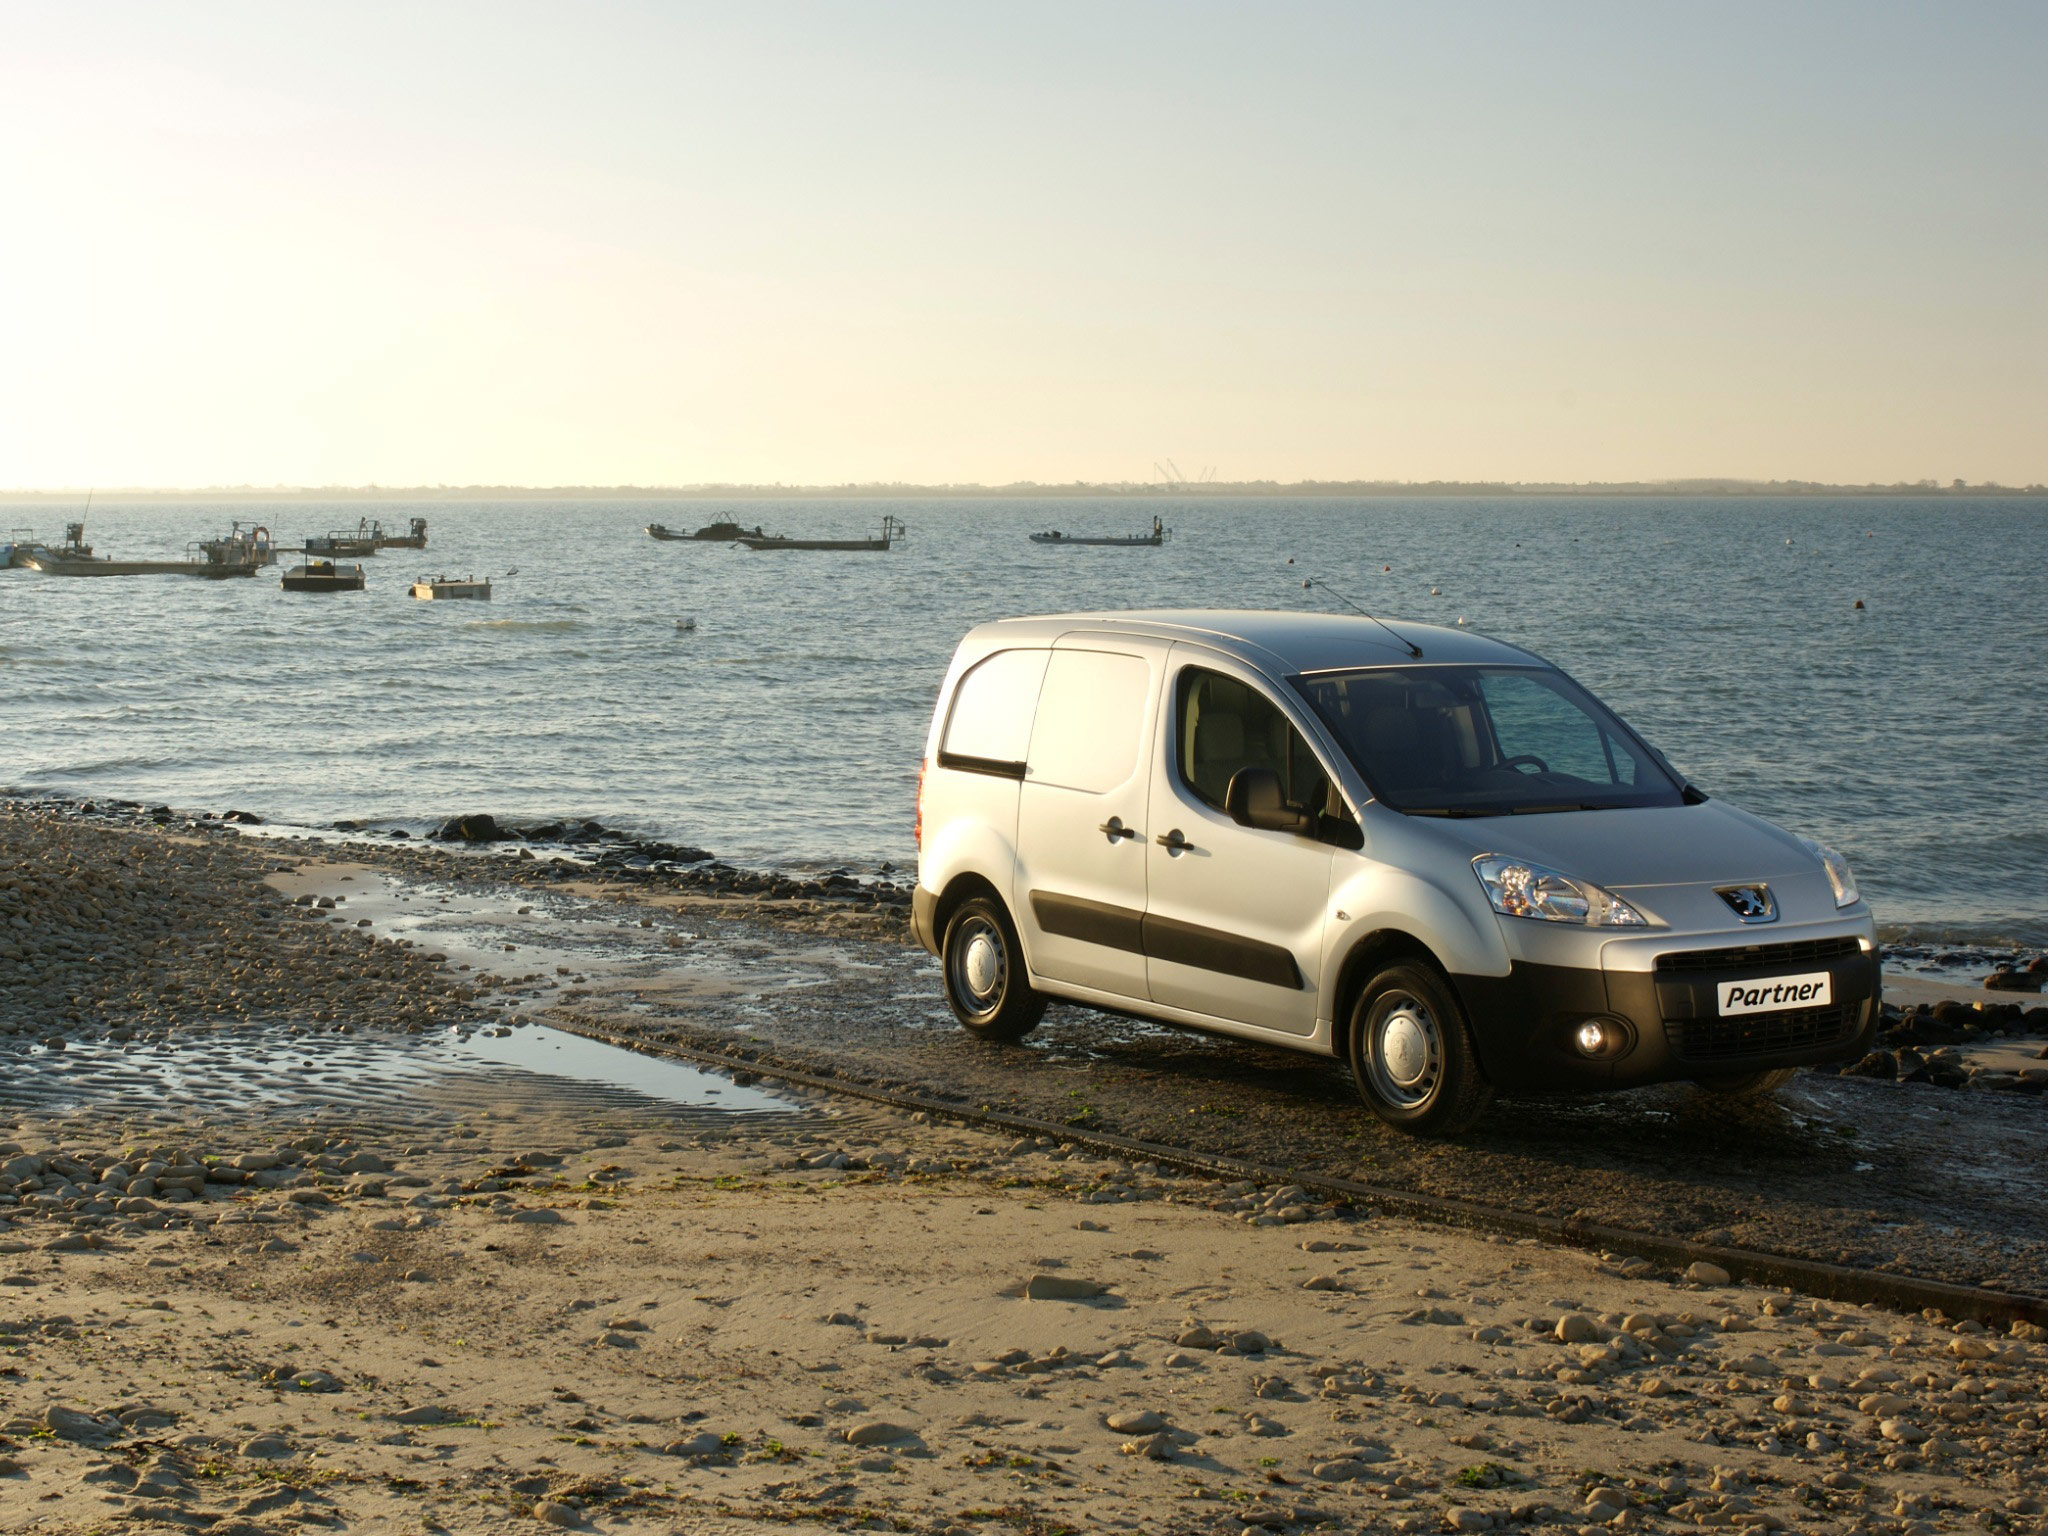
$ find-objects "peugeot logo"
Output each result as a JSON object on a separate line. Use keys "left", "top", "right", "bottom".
{"left": 1717, "top": 885, "right": 1777, "bottom": 923}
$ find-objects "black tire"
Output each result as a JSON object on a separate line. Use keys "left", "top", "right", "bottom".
{"left": 1692, "top": 1067, "right": 1799, "bottom": 1098}
{"left": 941, "top": 895, "right": 1045, "bottom": 1042}
{"left": 1346, "top": 961, "right": 1493, "bottom": 1135}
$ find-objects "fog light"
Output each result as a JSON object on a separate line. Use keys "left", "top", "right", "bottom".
{"left": 1575, "top": 1021, "right": 1608, "bottom": 1056}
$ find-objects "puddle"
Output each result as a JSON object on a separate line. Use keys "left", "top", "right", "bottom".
{"left": 4, "top": 1020, "right": 812, "bottom": 1132}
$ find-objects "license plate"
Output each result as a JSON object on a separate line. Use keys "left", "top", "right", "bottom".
{"left": 1716, "top": 971, "right": 1832, "bottom": 1016}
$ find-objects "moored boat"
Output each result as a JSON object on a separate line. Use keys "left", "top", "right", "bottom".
{"left": 375, "top": 517, "right": 428, "bottom": 549}
{"left": 304, "top": 519, "right": 381, "bottom": 558}
{"left": 1029, "top": 516, "right": 1169, "bottom": 547}
{"left": 649, "top": 518, "right": 766, "bottom": 541}
{"left": 281, "top": 560, "right": 366, "bottom": 593}
{"left": 409, "top": 574, "right": 491, "bottom": 600}
{"left": 738, "top": 516, "right": 906, "bottom": 551}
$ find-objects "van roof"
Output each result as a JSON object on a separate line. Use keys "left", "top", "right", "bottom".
{"left": 969, "top": 609, "right": 1546, "bottom": 675}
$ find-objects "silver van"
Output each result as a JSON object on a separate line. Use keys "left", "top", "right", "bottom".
{"left": 910, "top": 610, "right": 1879, "bottom": 1134}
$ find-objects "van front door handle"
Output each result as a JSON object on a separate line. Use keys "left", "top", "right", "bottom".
{"left": 1156, "top": 829, "right": 1195, "bottom": 853}
{"left": 1097, "top": 818, "right": 1140, "bottom": 842}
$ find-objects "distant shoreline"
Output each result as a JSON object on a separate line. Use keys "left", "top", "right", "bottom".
{"left": 2, "top": 480, "right": 2044, "bottom": 503}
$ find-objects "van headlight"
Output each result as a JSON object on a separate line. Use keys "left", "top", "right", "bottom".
{"left": 1472, "top": 855, "right": 1647, "bottom": 927}
{"left": 1798, "top": 837, "right": 1860, "bottom": 908}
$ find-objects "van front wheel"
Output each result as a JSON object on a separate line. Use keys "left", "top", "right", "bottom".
{"left": 1347, "top": 962, "right": 1492, "bottom": 1135}
{"left": 942, "top": 895, "right": 1045, "bottom": 1042}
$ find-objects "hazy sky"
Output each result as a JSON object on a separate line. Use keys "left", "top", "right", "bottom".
{"left": 3, "top": 2, "right": 2043, "bottom": 487}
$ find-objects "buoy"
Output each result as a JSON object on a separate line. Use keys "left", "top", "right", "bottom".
{"left": 1457, "top": 616, "right": 1468, "bottom": 625}
{"left": 1429, "top": 586, "right": 1440, "bottom": 596}
{"left": 1286, "top": 556, "right": 1294, "bottom": 565}
{"left": 1382, "top": 564, "right": 1391, "bottom": 573}
{"left": 1785, "top": 538, "right": 1794, "bottom": 545}
{"left": 1852, "top": 599, "right": 1864, "bottom": 610}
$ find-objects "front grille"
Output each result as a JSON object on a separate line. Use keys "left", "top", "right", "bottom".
{"left": 1666, "top": 1005, "right": 1858, "bottom": 1062}
{"left": 1654, "top": 936, "right": 1862, "bottom": 975}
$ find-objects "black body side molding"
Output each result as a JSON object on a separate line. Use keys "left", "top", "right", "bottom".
{"left": 1027, "top": 891, "right": 1304, "bottom": 991}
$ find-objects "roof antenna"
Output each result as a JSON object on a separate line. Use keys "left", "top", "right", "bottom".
{"left": 1301, "top": 575, "right": 1423, "bottom": 657}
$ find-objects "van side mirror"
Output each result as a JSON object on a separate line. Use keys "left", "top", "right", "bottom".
{"left": 1225, "top": 768, "right": 1313, "bottom": 836}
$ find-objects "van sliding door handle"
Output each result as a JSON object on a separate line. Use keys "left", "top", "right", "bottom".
{"left": 1156, "top": 829, "right": 1195, "bottom": 853}
{"left": 1097, "top": 818, "right": 1140, "bottom": 842}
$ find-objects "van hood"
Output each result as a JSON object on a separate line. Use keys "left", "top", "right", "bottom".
{"left": 1411, "top": 800, "right": 1814, "bottom": 890}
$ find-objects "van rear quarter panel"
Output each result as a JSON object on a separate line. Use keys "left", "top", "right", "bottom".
{"left": 918, "top": 769, "right": 1025, "bottom": 920}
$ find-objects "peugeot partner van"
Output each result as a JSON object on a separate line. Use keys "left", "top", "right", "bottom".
{"left": 910, "top": 610, "right": 1880, "bottom": 1135}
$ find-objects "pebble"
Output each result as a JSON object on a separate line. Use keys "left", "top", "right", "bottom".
{"left": 533, "top": 1500, "right": 580, "bottom": 1527}
{"left": 844, "top": 1421, "right": 912, "bottom": 1446}
{"left": 1105, "top": 1410, "right": 1166, "bottom": 1433}
{"left": 513, "top": 1208, "right": 567, "bottom": 1224}
{"left": 1556, "top": 1314, "right": 1601, "bottom": 1344}
{"left": 1686, "top": 1261, "right": 1733, "bottom": 1286}
{"left": 1023, "top": 1274, "right": 1108, "bottom": 1300}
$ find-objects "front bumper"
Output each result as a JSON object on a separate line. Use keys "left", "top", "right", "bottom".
{"left": 1452, "top": 932, "right": 1882, "bottom": 1091}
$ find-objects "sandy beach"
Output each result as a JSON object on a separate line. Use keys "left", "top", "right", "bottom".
{"left": 3, "top": 802, "right": 2046, "bottom": 1536}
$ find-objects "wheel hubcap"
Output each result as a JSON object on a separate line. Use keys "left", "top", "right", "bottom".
{"left": 963, "top": 931, "right": 1002, "bottom": 1001}
{"left": 1367, "top": 991, "right": 1442, "bottom": 1109}
{"left": 950, "top": 917, "right": 1005, "bottom": 1013}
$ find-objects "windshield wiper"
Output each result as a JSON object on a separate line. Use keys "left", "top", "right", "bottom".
{"left": 1508, "top": 802, "right": 1628, "bottom": 814}
{"left": 1405, "top": 806, "right": 1502, "bottom": 819}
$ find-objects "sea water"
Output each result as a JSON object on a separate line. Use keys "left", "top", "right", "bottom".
{"left": 2, "top": 497, "right": 2042, "bottom": 945}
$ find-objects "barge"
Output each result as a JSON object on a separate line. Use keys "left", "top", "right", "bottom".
{"left": 409, "top": 574, "right": 491, "bottom": 600}
{"left": 738, "top": 516, "right": 906, "bottom": 551}
{"left": 281, "top": 560, "right": 366, "bottom": 593}
{"left": 1029, "top": 516, "right": 1169, "bottom": 546}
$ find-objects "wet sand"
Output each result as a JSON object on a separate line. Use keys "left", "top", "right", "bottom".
{"left": 4, "top": 803, "right": 2048, "bottom": 1534}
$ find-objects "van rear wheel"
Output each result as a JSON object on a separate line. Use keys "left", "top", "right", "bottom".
{"left": 1347, "top": 962, "right": 1492, "bottom": 1135}
{"left": 942, "top": 895, "right": 1045, "bottom": 1042}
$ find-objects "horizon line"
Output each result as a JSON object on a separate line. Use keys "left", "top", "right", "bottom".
{"left": 2, "top": 475, "right": 2045, "bottom": 502}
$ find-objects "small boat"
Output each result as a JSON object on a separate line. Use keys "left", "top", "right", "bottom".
{"left": 281, "top": 560, "right": 366, "bottom": 593}
{"left": 375, "top": 517, "right": 428, "bottom": 550}
{"left": 738, "top": 516, "right": 906, "bottom": 552}
{"left": 675, "top": 616, "right": 697, "bottom": 632}
{"left": 409, "top": 574, "right": 491, "bottom": 601}
{"left": 648, "top": 518, "right": 765, "bottom": 541}
{"left": 192, "top": 522, "right": 275, "bottom": 572}
{"left": 304, "top": 519, "right": 382, "bottom": 557}
{"left": 20, "top": 520, "right": 258, "bottom": 577}
{"left": 1030, "top": 516, "right": 1169, "bottom": 547}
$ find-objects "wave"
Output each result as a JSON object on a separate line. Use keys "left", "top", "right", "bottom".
{"left": 462, "top": 619, "right": 589, "bottom": 633}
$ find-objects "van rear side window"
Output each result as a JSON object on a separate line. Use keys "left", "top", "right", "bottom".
{"left": 1027, "top": 650, "right": 1152, "bottom": 793}
{"left": 940, "top": 648, "right": 1049, "bottom": 775}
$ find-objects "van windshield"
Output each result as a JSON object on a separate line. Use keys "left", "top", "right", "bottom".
{"left": 1292, "top": 665, "right": 1684, "bottom": 816}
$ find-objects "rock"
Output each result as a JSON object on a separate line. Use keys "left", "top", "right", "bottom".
{"left": 1556, "top": 1314, "right": 1601, "bottom": 1344}
{"left": 391, "top": 1406, "right": 452, "bottom": 1424}
{"left": 1105, "top": 1410, "right": 1166, "bottom": 1434}
{"left": 664, "top": 1431, "right": 727, "bottom": 1458}
{"left": 1844, "top": 1051, "right": 1899, "bottom": 1079}
{"left": 1121, "top": 1431, "right": 1176, "bottom": 1460}
{"left": 532, "top": 1500, "right": 580, "bottom": 1527}
{"left": 1985, "top": 969, "right": 2044, "bottom": 992}
{"left": 844, "top": 1421, "right": 912, "bottom": 1447}
{"left": 1024, "top": 1274, "right": 1108, "bottom": 1301}
{"left": 512, "top": 1208, "right": 567, "bottom": 1225}
{"left": 1302, "top": 1275, "right": 1342, "bottom": 1291}
{"left": 1686, "top": 1261, "right": 1733, "bottom": 1286}
{"left": 1174, "top": 1324, "right": 1222, "bottom": 1349}
{"left": 1313, "top": 1458, "right": 1373, "bottom": 1481}
{"left": 1447, "top": 1509, "right": 1493, "bottom": 1531}
{"left": 1231, "top": 1329, "right": 1273, "bottom": 1353}
{"left": 437, "top": 814, "right": 510, "bottom": 843}
{"left": 241, "top": 1435, "right": 295, "bottom": 1458}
